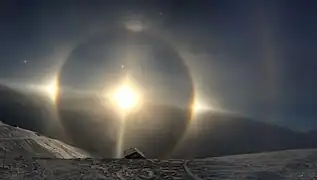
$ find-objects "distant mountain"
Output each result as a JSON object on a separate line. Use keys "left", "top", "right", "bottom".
{"left": 308, "top": 128, "right": 317, "bottom": 135}
{"left": 0, "top": 84, "right": 63, "bottom": 140}
{"left": 58, "top": 97, "right": 317, "bottom": 159}
{"left": 57, "top": 99, "right": 191, "bottom": 158}
{"left": 0, "top": 85, "right": 49, "bottom": 133}
{"left": 1, "top": 84, "right": 317, "bottom": 159}
{"left": 307, "top": 128, "right": 317, "bottom": 145}
{"left": 173, "top": 111, "right": 317, "bottom": 158}
{"left": 0, "top": 122, "right": 89, "bottom": 158}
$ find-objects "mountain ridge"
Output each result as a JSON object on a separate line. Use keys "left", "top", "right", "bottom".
{"left": 1, "top": 83, "right": 317, "bottom": 159}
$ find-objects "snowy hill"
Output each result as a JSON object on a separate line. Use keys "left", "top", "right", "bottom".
{"left": 0, "top": 122, "right": 316, "bottom": 179}
{"left": 1, "top": 147, "right": 316, "bottom": 179}
{"left": 190, "top": 149, "right": 317, "bottom": 179}
{"left": 0, "top": 122, "right": 89, "bottom": 159}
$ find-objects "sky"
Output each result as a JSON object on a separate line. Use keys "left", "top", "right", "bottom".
{"left": 0, "top": 0, "right": 317, "bottom": 131}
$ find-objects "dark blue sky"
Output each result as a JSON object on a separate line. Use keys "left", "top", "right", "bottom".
{"left": 0, "top": 0, "right": 317, "bottom": 131}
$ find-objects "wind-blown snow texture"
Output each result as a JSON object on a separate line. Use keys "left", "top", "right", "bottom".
{"left": 1, "top": 149, "right": 317, "bottom": 179}
{"left": 0, "top": 121, "right": 89, "bottom": 159}
{"left": 1, "top": 122, "right": 317, "bottom": 179}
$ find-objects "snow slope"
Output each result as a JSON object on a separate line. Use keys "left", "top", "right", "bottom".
{"left": 0, "top": 121, "right": 89, "bottom": 159}
{"left": 189, "top": 149, "right": 317, "bottom": 179}
{"left": 1, "top": 148, "right": 317, "bottom": 179}
{"left": 1, "top": 122, "right": 316, "bottom": 179}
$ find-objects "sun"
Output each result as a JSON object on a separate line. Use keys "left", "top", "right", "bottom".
{"left": 102, "top": 77, "right": 143, "bottom": 113}
{"left": 112, "top": 84, "right": 140, "bottom": 111}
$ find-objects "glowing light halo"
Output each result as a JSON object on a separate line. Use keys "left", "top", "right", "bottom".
{"left": 192, "top": 98, "right": 212, "bottom": 113}
{"left": 102, "top": 77, "right": 143, "bottom": 115}
{"left": 128, "top": 30, "right": 199, "bottom": 158}
{"left": 145, "top": 32, "right": 219, "bottom": 157}
{"left": 26, "top": 76, "right": 60, "bottom": 104}
{"left": 56, "top": 24, "right": 196, "bottom": 159}
{"left": 113, "top": 84, "right": 139, "bottom": 109}
{"left": 44, "top": 77, "right": 59, "bottom": 103}
{"left": 124, "top": 20, "right": 146, "bottom": 32}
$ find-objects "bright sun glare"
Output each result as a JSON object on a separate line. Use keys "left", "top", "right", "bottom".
{"left": 193, "top": 99, "right": 212, "bottom": 113}
{"left": 44, "top": 79, "right": 58, "bottom": 102}
{"left": 112, "top": 84, "right": 140, "bottom": 110}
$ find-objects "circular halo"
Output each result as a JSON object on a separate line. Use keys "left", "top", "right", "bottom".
{"left": 56, "top": 25, "right": 195, "bottom": 158}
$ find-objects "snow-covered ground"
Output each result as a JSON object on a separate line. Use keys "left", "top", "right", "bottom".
{"left": 1, "top": 122, "right": 317, "bottom": 179}
{"left": 1, "top": 149, "right": 317, "bottom": 179}
{"left": 0, "top": 122, "right": 89, "bottom": 159}
{"left": 188, "top": 149, "right": 317, "bottom": 179}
